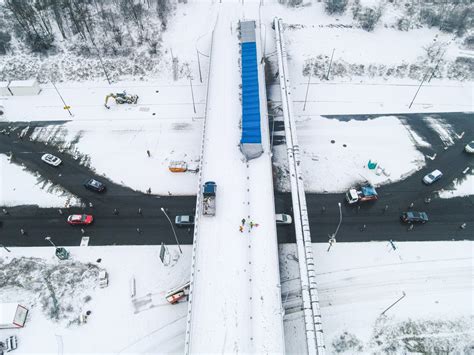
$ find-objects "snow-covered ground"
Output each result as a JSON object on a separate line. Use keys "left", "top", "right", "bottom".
{"left": 1, "top": 241, "right": 471, "bottom": 354}
{"left": 0, "top": 245, "right": 188, "bottom": 354}
{"left": 262, "top": 3, "right": 473, "bottom": 115}
{"left": 281, "top": 241, "right": 474, "bottom": 354}
{"left": 0, "top": 154, "right": 80, "bottom": 207}
{"left": 274, "top": 115, "right": 426, "bottom": 193}
{"left": 29, "top": 116, "right": 203, "bottom": 196}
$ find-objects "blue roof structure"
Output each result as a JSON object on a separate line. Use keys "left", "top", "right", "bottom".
{"left": 239, "top": 21, "right": 263, "bottom": 160}
{"left": 241, "top": 41, "right": 261, "bottom": 144}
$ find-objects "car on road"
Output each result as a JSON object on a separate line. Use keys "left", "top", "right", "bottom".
{"left": 67, "top": 214, "right": 94, "bottom": 225}
{"left": 465, "top": 141, "right": 474, "bottom": 154}
{"left": 41, "top": 153, "right": 62, "bottom": 166}
{"left": 84, "top": 178, "right": 106, "bottom": 192}
{"left": 400, "top": 211, "right": 429, "bottom": 224}
{"left": 422, "top": 169, "right": 443, "bottom": 185}
{"left": 276, "top": 213, "right": 292, "bottom": 225}
{"left": 175, "top": 215, "right": 195, "bottom": 227}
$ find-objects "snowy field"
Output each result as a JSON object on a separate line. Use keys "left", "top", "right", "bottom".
{"left": 29, "top": 115, "right": 203, "bottom": 196}
{"left": 0, "top": 154, "right": 80, "bottom": 207}
{"left": 273, "top": 115, "right": 427, "bottom": 193}
{"left": 281, "top": 241, "right": 474, "bottom": 354}
{"left": 1, "top": 241, "right": 472, "bottom": 354}
{"left": 262, "top": 3, "right": 473, "bottom": 115}
{"left": 0, "top": 245, "right": 188, "bottom": 354}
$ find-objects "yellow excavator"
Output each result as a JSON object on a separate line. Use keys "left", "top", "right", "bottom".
{"left": 104, "top": 91, "right": 139, "bottom": 109}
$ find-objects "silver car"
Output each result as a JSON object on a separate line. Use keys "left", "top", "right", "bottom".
{"left": 175, "top": 215, "right": 195, "bottom": 227}
{"left": 422, "top": 169, "right": 443, "bottom": 185}
{"left": 41, "top": 153, "right": 62, "bottom": 166}
{"left": 276, "top": 214, "right": 292, "bottom": 225}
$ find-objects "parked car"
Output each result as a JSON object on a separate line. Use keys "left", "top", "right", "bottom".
{"left": 41, "top": 153, "right": 62, "bottom": 166}
{"left": 400, "top": 211, "right": 429, "bottom": 224}
{"left": 465, "top": 141, "right": 474, "bottom": 154}
{"left": 276, "top": 213, "right": 292, "bottom": 225}
{"left": 175, "top": 215, "right": 195, "bottom": 227}
{"left": 422, "top": 169, "right": 443, "bottom": 185}
{"left": 84, "top": 178, "right": 106, "bottom": 192}
{"left": 67, "top": 214, "right": 94, "bottom": 225}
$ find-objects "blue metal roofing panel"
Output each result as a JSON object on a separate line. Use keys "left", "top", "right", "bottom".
{"left": 241, "top": 41, "right": 261, "bottom": 145}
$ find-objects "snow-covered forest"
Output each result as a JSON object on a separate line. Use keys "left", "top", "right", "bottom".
{"left": 0, "top": 0, "right": 472, "bottom": 82}
{"left": 0, "top": 0, "right": 175, "bottom": 82}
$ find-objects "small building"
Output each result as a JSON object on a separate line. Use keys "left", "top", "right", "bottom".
{"left": 0, "top": 81, "right": 10, "bottom": 96}
{"left": 8, "top": 79, "right": 41, "bottom": 96}
{"left": 0, "top": 303, "right": 29, "bottom": 329}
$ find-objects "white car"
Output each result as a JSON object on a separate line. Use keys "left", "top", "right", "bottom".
{"left": 465, "top": 141, "right": 474, "bottom": 154}
{"left": 422, "top": 169, "right": 443, "bottom": 185}
{"left": 41, "top": 153, "right": 62, "bottom": 166}
{"left": 276, "top": 213, "right": 292, "bottom": 225}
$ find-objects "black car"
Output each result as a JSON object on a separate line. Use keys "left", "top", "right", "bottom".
{"left": 400, "top": 211, "right": 429, "bottom": 224}
{"left": 84, "top": 178, "right": 106, "bottom": 192}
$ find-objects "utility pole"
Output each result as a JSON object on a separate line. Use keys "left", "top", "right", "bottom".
{"left": 326, "top": 48, "right": 335, "bottom": 80}
{"left": 303, "top": 72, "right": 311, "bottom": 111}
{"left": 381, "top": 292, "right": 406, "bottom": 316}
{"left": 51, "top": 81, "right": 73, "bottom": 117}
{"left": 0, "top": 244, "right": 11, "bottom": 252}
{"left": 196, "top": 49, "right": 203, "bottom": 83}
{"left": 94, "top": 46, "right": 112, "bottom": 85}
{"left": 409, "top": 73, "right": 428, "bottom": 109}
{"left": 189, "top": 76, "right": 197, "bottom": 114}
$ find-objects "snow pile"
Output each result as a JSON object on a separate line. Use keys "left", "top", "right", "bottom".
{"left": 0, "top": 154, "right": 80, "bottom": 207}
{"left": 438, "top": 172, "right": 474, "bottom": 199}
{"left": 280, "top": 241, "right": 474, "bottom": 354}
{"left": 273, "top": 115, "right": 426, "bottom": 192}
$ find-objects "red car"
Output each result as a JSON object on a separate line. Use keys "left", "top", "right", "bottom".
{"left": 67, "top": 214, "right": 94, "bottom": 225}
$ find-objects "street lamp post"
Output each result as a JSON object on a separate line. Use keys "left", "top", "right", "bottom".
{"left": 160, "top": 207, "right": 182, "bottom": 254}
{"left": 327, "top": 202, "right": 343, "bottom": 252}
{"left": 44, "top": 236, "right": 57, "bottom": 248}
{"left": 45, "top": 236, "right": 69, "bottom": 260}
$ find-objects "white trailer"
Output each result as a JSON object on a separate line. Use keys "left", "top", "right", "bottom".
{"left": 8, "top": 79, "right": 41, "bottom": 96}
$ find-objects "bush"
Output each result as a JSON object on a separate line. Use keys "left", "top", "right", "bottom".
{"left": 324, "top": 0, "right": 348, "bottom": 14}
{"left": 0, "top": 31, "right": 12, "bottom": 54}
{"left": 397, "top": 17, "right": 411, "bottom": 31}
{"left": 420, "top": 4, "right": 473, "bottom": 36}
{"left": 354, "top": 5, "right": 382, "bottom": 32}
{"left": 25, "top": 33, "right": 55, "bottom": 53}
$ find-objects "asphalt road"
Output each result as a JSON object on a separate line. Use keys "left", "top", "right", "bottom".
{"left": 0, "top": 122, "right": 196, "bottom": 247}
{"left": 0, "top": 112, "right": 473, "bottom": 247}
{"left": 275, "top": 112, "right": 474, "bottom": 243}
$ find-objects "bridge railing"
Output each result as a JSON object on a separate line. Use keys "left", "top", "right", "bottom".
{"left": 184, "top": 17, "right": 218, "bottom": 355}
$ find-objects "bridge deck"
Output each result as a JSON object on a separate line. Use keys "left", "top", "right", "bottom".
{"left": 187, "top": 6, "right": 285, "bottom": 353}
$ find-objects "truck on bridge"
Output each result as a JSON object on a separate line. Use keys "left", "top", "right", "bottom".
{"left": 345, "top": 184, "right": 378, "bottom": 204}
{"left": 202, "top": 181, "right": 217, "bottom": 216}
